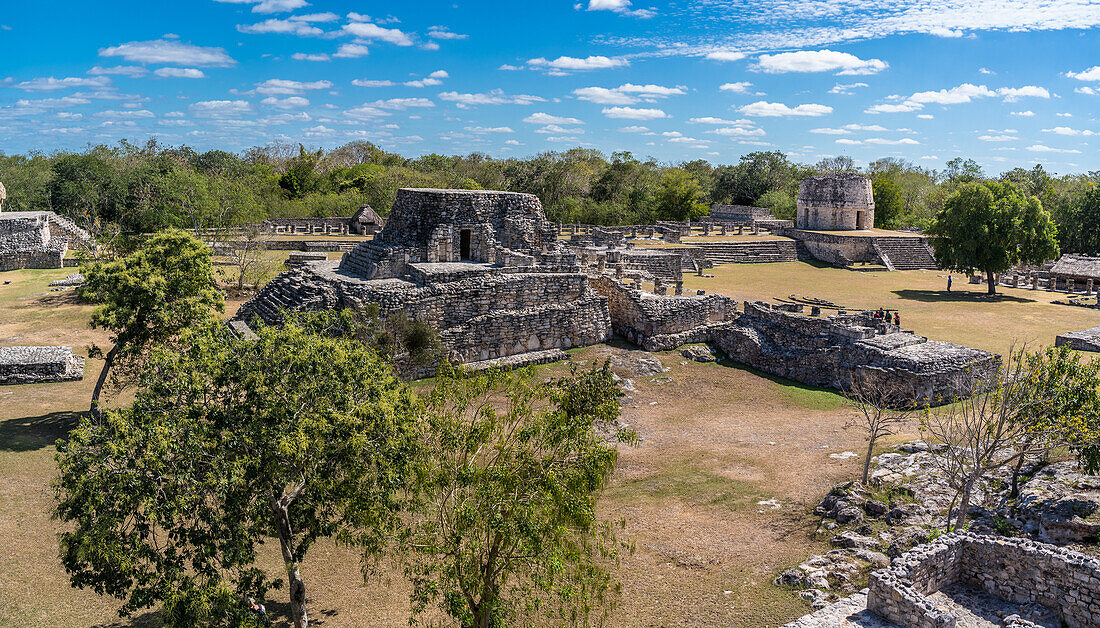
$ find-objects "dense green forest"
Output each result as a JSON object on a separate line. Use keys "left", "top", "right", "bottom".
{"left": 1, "top": 139, "right": 1098, "bottom": 254}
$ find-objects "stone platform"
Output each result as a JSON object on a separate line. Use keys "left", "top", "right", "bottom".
{"left": 1055, "top": 325, "right": 1100, "bottom": 352}
{"left": 0, "top": 346, "right": 85, "bottom": 385}
{"left": 782, "top": 592, "right": 898, "bottom": 628}
{"left": 782, "top": 229, "right": 937, "bottom": 270}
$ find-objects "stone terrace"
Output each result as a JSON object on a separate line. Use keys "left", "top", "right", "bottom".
{"left": 0, "top": 346, "right": 85, "bottom": 385}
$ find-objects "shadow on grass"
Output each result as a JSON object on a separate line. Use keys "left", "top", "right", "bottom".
{"left": 93, "top": 610, "right": 162, "bottom": 628}
{"left": 33, "top": 290, "right": 84, "bottom": 307}
{"left": 892, "top": 289, "right": 1036, "bottom": 304}
{"left": 0, "top": 410, "right": 83, "bottom": 452}
{"left": 715, "top": 358, "right": 845, "bottom": 410}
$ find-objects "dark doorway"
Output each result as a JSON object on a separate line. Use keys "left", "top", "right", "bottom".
{"left": 460, "top": 229, "right": 472, "bottom": 260}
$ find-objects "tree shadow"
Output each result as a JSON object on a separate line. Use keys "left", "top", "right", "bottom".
{"left": 892, "top": 289, "right": 1036, "bottom": 304}
{"left": 91, "top": 609, "right": 162, "bottom": 627}
{"left": 32, "top": 290, "right": 83, "bottom": 307}
{"left": 0, "top": 410, "right": 83, "bottom": 452}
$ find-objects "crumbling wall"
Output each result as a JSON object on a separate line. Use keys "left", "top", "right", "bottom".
{"left": 0, "top": 215, "right": 67, "bottom": 270}
{"left": 868, "top": 532, "right": 1100, "bottom": 628}
{"left": 0, "top": 346, "right": 85, "bottom": 385}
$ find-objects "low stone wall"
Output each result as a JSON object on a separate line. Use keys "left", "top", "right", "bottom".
{"left": 1055, "top": 325, "right": 1100, "bottom": 352}
{"left": 589, "top": 275, "right": 737, "bottom": 351}
{"left": 0, "top": 214, "right": 68, "bottom": 270}
{"left": 0, "top": 346, "right": 85, "bottom": 385}
{"left": 263, "top": 217, "right": 354, "bottom": 235}
{"left": 783, "top": 229, "right": 880, "bottom": 265}
{"left": 867, "top": 532, "right": 1100, "bottom": 628}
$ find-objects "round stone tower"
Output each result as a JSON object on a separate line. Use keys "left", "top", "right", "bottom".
{"left": 0, "top": 181, "right": 6, "bottom": 212}
{"left": 796, "top": 173, "right": 874, "bottom": 230}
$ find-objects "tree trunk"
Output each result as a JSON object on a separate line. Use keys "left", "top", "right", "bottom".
{"left": 955, "top": 478, "right": 975, "bottom": 530}
{"left": 1010, "top": 454, "right": 1028, "bottom": 499}
{"left": 90, "top": 343, "right": 120, "bottom": 420}
{"left": 862, "top": 436, "right": 876, "bottom": 484}
{"left": 271, "top": 497, "right": 308, "bottom": 628}
{"left": 986, "top": 269, "right": 997, "bottom": 296}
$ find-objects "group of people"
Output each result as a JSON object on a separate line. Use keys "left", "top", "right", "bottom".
{"left": 872, "top": 308, "right": 901, "bottom": 327}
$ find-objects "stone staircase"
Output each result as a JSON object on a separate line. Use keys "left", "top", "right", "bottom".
{"left": 46, "top": 212, "right": 90, "bottom": 242}
{"left": 694, "top": 240, "right": 799, "bottom": 264}
{"left": 873, "top": 238, "right": 937, "bottom": 270}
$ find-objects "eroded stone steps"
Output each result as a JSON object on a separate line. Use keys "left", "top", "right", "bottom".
{"left": 873, "top": 239, "right": 937, "bottom": 270}
{"left": 694, "top": 240, "right": 799, "bottom": 264}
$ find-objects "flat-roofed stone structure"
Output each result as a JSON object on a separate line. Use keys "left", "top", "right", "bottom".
{"left": 0, "top": 346, "right": 85, "bottom": 385}
{"left": 0, "top": 211, "right": 90, "bottom": 271}
{"left": 797, "top": 173, "right": 875, "bottom": 231}
{"left": 1056, "top": 325, "right": 1100, "bottom": 352}
{"left": 238, "top": 189, "right": 610, "bottom": 374}
{"left": 712, "top": 302, "right": 996, "bottom": 406}
{"left": 709, "top": 204, "right": 774, "bottom": 223}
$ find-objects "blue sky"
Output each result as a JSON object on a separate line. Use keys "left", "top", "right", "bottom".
{"left": 2, "top": 0, "right": 1100, "bottom": 173}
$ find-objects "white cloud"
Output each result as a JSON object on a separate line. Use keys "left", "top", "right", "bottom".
{"left": 829, "top": 82, "right": 868, "bottom": 94}
{"left": 261, "top": 96, "right": 309, "bottom": 108}
{"left": 1010, "top": 110, "right": 1036, "bottom": 117}
{"left": 866, "top": 83, "right": 1046, "bottom": 114}
{"left": 705, "top": 50, "right": 745, "bottom": 62}
{"left": 292, "top": 52, "right": 330, "bottom": 61}
{"left": 754, "top": 49, "right": 887, "bottom": 75}
{"left": 619, "top": 125, "right": 650, "bottom": 132}
{"left": 601, "top": 106, "right": 667, "bottom": 120}
{"left": 573, "top": 83, "right": 685, "bottom": 104}
{"left": 1027, "top": 144, "right": 1082, "bottom": 153}
{"left": 255, "top": 79, "right": 331, "bottom": 94}
{"left": 739, "top": 100, "right": 832, "bottom": 117}
{"left": 290, "top": 12, "right": 338, "bottom": 22}
{"left": 719, "top": 81, "right": 753, "bottom": 93}
{"left": 917, "top": 114, "right": 934, "bottom": 119}
{"left": 584, "top": 0, "right": 655, "bottom": 18}
{"left": 190, "top": 100, "right": 252, "bottom": 118}
{"left": 523, "top": 112, "right": 585, "bottom": 125}
{"left": 1076, "top": 86, "right": 1098, "bottom": 95}
{"left": 689, "top": 116, "right": 753, "bottom": 125}
{"left": 427, "top": 26, "right": 468, "bottom": 40}
{"left": 94, "top": 109, "right": 155, "bottom": 119}
{"left": 344, "top": 104, "right": 389, "bottom": 119}
{"left": 404, "top": 78, "right": 443, "bottom": 88}
{"left": 465, "top": 126, "right": 514, "bottom": 133}
{"left": 370, "top": 97, "right": 434, "bottom": 110}
{"left": 908, "top": 83, "right": 994, "bottom": 105}
{"left": 978, "top": 134, "right": 1017, "bottom": 142}
{"left": 978, "top": 67, "right": 995, "bottom": 75}
{"left": 1057, "top": 112, "right": 1073, "bottom": 117}
{"left": 429, "top": 70, "right": 449, "bottom": 79}
{"left": 865, "top": 102, "right": 922, "bottom": 113}
{"left": 439, "top": 90, "right": 545, "bottom": 107}
{"left": 1043, "top": 126, "right": 1095, "bottom": 136}
{"left": 214, "top": 0, "right": 309, "bottom": 12}
{"left": 154, "top": 67, "right": 205, "bottom": 78}
{"left": 238, "top": 18, "right": 324, "bottom": 36}
{"left": 996, "top": 85, "right": 1050, "bottom": 101}
{"left": 527, "top": 55, "right": 628, "bottom": 74}
{"left": 333, "top": 44, "right": 369, "bottom": 58}
{"left": 709, "top": 126, "right": 766, "bottom": 137}
{"left": 1067, "top": 66, "right": 1100, "bottom": 81}
{"left": 351, "top": 79, "right": 394, "bottom": 87}
{"left": 810, "top": 127, "right": 851, "bottom": 135}
{"left": 535, "top": 124, "right": 585, "bottom": 134}
{"left": 15, "top": 76, "right": 111, "bottom": 91}
{"left": 342, "top": 22, "right": 413, "bottom": 46}
{"left": 100, "top": 39, "right": 235, "bottom": 66}
{"left": 88, "top": 66, "right": 148, "bottom": 77}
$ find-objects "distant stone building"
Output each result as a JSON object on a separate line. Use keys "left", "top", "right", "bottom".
{"left": 1049, "top": 254, "right": 1100, "bottom": 285}
{"left": 262, "top": 205, "right": 384, "bottom": 236}
{"left": 708, "top": 204, "right": 774, "bottom": 223}
{"left": 796, "top": 173, "right": 875, "bottom": 231}
{"left": 349, "top": 204, "right": 384, "bottom": 234}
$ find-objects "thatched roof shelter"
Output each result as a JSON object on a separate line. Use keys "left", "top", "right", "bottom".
{"left": 1049, "top": 254, "right": 1100, "bottom": 281}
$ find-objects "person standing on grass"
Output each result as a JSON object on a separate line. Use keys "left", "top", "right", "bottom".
{"left": 947, "top": 275, "right": 952, "bottom": 292}
{"left": 894, "top": 312, "right": 900, "bottom": 327}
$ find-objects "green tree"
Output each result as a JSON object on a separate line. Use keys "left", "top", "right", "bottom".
{"left": 654, "top": 168, "right": 708, "bottom": 221}
{"left": 55, "top": 312, "right": 420, "bottom": 628}
{"left": 942, "top": 157, "right": 985, "bottom": 185}
{"left": 279, "top": 144, "right": 324, "bottom": 199}
{"left": 927, "top": 180, "right": 1059, "bottom": 295}
{"left": 753, "top": 189, "right": 795, "bottom": 220}
{"left": 79, "top": 229, "right": 224, "bottom": 417}
{"left": 1060, "top": 185, "right": 1100, "bottom": 255}
{"left": 403, "top": 364, "right": 634, "bottom": 628}
{"left": 872, "top": 177, "right": 904, "bottom": 228}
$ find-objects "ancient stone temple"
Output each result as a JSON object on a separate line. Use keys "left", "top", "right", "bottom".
{"left": 796, "top": 173, "right": 875, "bottom": 231}
{"left": 237, "top": 189, "right": 611, "bottom": 373}
{"left": 0, "top": 209, "right": 90, "bottom": 271}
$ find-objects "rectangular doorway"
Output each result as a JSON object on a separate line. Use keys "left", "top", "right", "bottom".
{"left": 856, "top": 211, "right": 869, "bottom": 230}
{"left": 460, "top": 229, "right": 472, "bottom": 260}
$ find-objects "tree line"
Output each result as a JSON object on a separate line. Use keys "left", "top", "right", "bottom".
{"left": 2, "top": 141, "right": 1098, "bottom": 255}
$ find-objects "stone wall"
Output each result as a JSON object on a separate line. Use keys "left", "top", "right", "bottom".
{"left": 263, "top": 217, "right": 355, "bottom": 235}
{"left": 867, "top": 532, "right": 1100, "bottom": 628}
{"left": 0, "top": 214, "right": 67, "bottom": 271}
{"left": 589, "top": 275, "right": 737, "bottom": 351}
{"left": 709, "top": 204, "right": 773, "bottom": 222}
{"left": 783, "top": 229, "right": 881, "bottom": 266}
{"left": 1055, "top": 326, "right": 1100, "bottom": 352}
{"left": 712, "top": 302, "right": 997, "bottom": 406}
{"left": 796, "top": 173, "right": 875, "bottom": 231}
{"left": 0, "top": 346, "right": 85, "bottom": 385}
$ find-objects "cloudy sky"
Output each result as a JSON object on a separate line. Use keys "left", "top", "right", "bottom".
{"left": 3, "top": 0, "right": 1100, "bottom": 172}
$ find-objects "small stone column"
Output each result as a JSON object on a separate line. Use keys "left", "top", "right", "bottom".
{"left": 674, "top": 280, "right": 683, "bottom": 296}
{"left": 753, "top": 222, "right": 760, "bottom": 235}
{"left": 1068, "top": 278, "right": 1075, "bottom": 293}
{"left": 1032, "top": 275, "right": 1039, "bottom": 290}
{"left": 631, "top": 227, "right": 637, "bottom": 238}
{"left": 1049, "top": 277, "right": 1058, "bottom": 291}
{"left": 1012, "top": 274, "right": 1019, "bottom": 288}
{"left": 1087, "top": 279, "right": 1094, "bottom": 296}
{"left": 631, "top": 277, "right": 641, "bottom": 290}
{"left": 811, "top": 306, "right": 821, "bottom": 317}
{"left": 654, "top": 279, "right": 667, "bottom": 295}
{"left": 615, "top": 263, "right": 624, "bottom": 280}
{"left": 597, "top": 256, "right": 606, "bottom": 273}
{"left": 738, "top": 225, "right": 745, "bottom": 235}
{"left": 719, "top": 224, "right": 727, "bottom": 236}
{"left": 702, "top": 223, "right": 711, "bottom": 236}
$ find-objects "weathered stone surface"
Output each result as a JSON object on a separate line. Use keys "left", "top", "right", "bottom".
{"left": 797, "top": 173, "right": 875, "bottom": 231}
{"left": 1015, "top": 461, "right": 1100, "bottom": 544}
{"left": 0, "top": 210, "right": 89, "bottom": 271}
{"left": 713, "top": 303, "right": 997, "bottom": 406}
{"left": 48, "top": 272, "right": 84, "bottom": 287}
{"left": 0, "top": 346, "right": 85, "bottom": 385}
{"left": 1055, "top": 325, "right": 1100, "bottom": 352}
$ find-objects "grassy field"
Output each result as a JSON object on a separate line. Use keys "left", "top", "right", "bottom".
{"left": 1, "top": 261, "right": 1098, "bottom": 627}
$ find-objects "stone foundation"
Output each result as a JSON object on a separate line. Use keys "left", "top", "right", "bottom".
{"left": 0, "top": 346, "right": 85, "bottom": 385}
{"left": 1055, "top": 325, "right": 1100, "bottom": 352}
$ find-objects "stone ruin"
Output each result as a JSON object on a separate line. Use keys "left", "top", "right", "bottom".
{"left": 711, "top": 303, "right": 997, "bottom": 406}
{"left": 0, "top": 209, "right": 90, "bottom": 271}
{"left": 238, "top": 188, "right": 612, "bottom": 373}
{"left": 0, "top": 346, "right": 85, "bottom": 385}
{"left": 789, "top": 532, "right": 1100, "bottom": 627}
{"left": 0, "top": 181, "right": 6, "bottom": 210}
{"left": 1056, "top": 325, "right": 1100, "bottom": 352}
{"left": 262, "top": 204, "right": 384, "bottom": 236}
{"left": 797, "top": 172, "right": 875, "bottom": 231}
